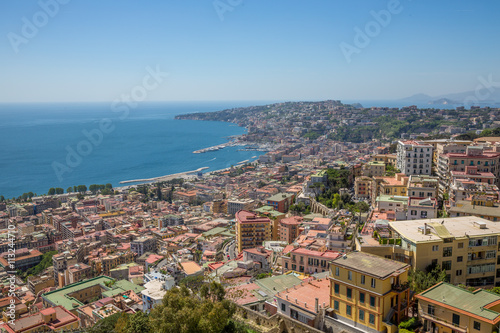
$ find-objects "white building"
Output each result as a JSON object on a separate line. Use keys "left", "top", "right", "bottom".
{"left": 397, "top": 140, "right": 433, "bottom": 176}
{"left": 141, "top": 280, "right": 167, "bottom": 313}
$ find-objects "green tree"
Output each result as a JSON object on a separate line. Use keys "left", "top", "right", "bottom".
{"left": 124, "top": 311, "right": 152, "bottom": 333}
{"left": 85, "top": 312, "right": 122, "bottom": 333}
{"left": 77, "top": 185, "right": 87, "bottom": 193}
{"left": 0, "top": 195, "right": 5, "bottom": 202}
{"left": 48, "top": 188, "right": 56, "bottom": 195}
{"left": 105, "top": 183, "right": 113, "bottom": 189}
{"left": 55, "top": 188, "right": 64, "bottom": 194}
{"left": 409, "top": 265, "right": 447, "bottom": 294}
{"left": 150, "top": 285, "right": 234, "bottom": 333}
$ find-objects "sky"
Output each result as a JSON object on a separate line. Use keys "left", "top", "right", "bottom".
{"left": 0, "top": 0, "right": 499, "bottom": 103}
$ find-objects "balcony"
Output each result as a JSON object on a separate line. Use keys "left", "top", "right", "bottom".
{"left": 391, "top": 282, "right": 410, "bottom": 293}
{"left": 419, "top": 311, "right": 467, "bottom": 333}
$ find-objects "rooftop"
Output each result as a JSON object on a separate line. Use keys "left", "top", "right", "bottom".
{"left": 389, "top": 216, "right": 500, "bottom": 243}
{"left": 417, "top": 282, "right": 500, "bottom": 322}
{"left": 331, "top": 252, "right": 409, "bottom": 280}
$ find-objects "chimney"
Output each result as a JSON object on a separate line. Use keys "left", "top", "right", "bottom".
{"left": 305, "top": 302, "right": 307, "bottom": 308}
{"left": 315, "top": 298, "right": 319, "bottom": 312}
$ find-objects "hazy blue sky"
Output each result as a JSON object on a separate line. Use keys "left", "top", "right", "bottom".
{"left": 1, "top": 0, "right": 499, "bottom": 103}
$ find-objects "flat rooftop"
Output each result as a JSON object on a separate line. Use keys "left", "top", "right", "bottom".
{"left": 331, "top": 252, "right": 409, "bottom": 280}
{"left": 389, "top": 216, "right": 500, "bottom": 243}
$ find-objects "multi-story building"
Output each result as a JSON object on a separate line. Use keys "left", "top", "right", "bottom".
{"left": 416, "top": 282, "right": 500, "bottom": 333}
{"left": 354, "top": 176, "right": 372, "bottom": 199}
{"left": 438, "top": 146, "right": 500, "bottom": 192}
{"left": 235, "top": 210, "right": 272, "bottom": 253}
{"left": 227, "top": 198, "right": 255, "bottom": 216}
{"left": 266, "top": 193, "right": 295, "bottom": 213}
{"left": 28, "top": 274, "right": 55, "bottom": 294}
{"left": 52, "top": 252, "right": 77, "bottom": 285}
{"left": 281, "top": 248, "right": 340, "bottom": 274}
{"left": 130, "top": 236, "right": 156, "bottom": 256}
{"left": 362, "top": 161, "right": 386, "bottom": 178}
{"left": 397, "top": 140, "right": 433, "bottom": 176}
{"left": 329, "top": 252, "right": 410, "bottom": 333}
{"left": 449, "top": 179, "right": 499, "bottom": 204}
{"left": 388, "top": 216, "right": 500, "bottom": 286}
{"left": 407, "top": 175, "right": 439, "bottom": 199}
{"left": 407, "top": 197, "right": 438, "bottom": 220}
{"left": 448, "top": 196, "right": 500, "bottom": 222}
{"left": 278, "top": 216, "right": 302, "bottom": 243}
{"left": 0, "top": 248, "right": 42, "bottom": 272}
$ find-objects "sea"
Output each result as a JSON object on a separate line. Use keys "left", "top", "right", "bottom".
{"left": 0, "top": 101, "right": 274, "bottom": 199}
{"left": 0, "top": 99, "right": 471, "bottom": 199}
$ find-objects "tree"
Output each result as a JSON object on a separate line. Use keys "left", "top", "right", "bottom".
{"left": 55, "top": 188, "right": 64, "bottom": 194}
{"left": 124, "top": 311, "right": 152, "bottom": 333}
{"left": 409, "top": 265, "right": 447, "bottom": 294}
{"left": 48, "top": 188, "right": 56, "bottom": 195}
{"left": 77, "top": 185, "right": 87, "bottom": 193}
{"left": 0, "top": 195, "right": 4, "bottom": 202}
{"left": 105, "top": 183, "right": 113, "bottom": 189}
{"left": 150, "top": 285, "right": 234, "bottom": 333}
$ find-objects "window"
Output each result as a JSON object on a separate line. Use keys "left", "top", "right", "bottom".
{"left": 474, "top": 321, "right": 481, "bottom": 330}
{"left": 334, "top": 300, "right": 339, "bottom": 311}
{"left": 432, "top": 245, "right": 439, "bottom": 251}
{"left": 442, "top": 260, "right": 452, "bottom": 270}
{"left": 281, "top": 303, "right": 286, "bottom": 312}
{"left": 360, "top": 292, "right": 365, "bottom": 303}
{"left": 359, "top": 310, "right": 365, "bottom": 321}
{"left": 346, "top": 305, "right": 352, "bottom": 316}
{"left": 285, "top": 262, "right": 288, "bottom": 269}
{"left": 370, "top": 296, "right": 375, "bottom": 307}
{"left": 457, "top": 256, "right": 463, "bottom": 262}
{"left": 458, "top": 242, "right": 463, "bottom": 248}
{"left": 411, "top": 210, "right": 417, "bottom": 216}
{"left": 348, "top": 271, "right": 352, "bottom": 280}
{"left": 428, "top": 305, "right": 435, "bottom": 316}
{"left": 452, "top": 313, "right": 460, "bottom": 326}
{"left": 443, "top": 247, "right": 452, "bottom": 257}
{"left": 369, "top": 314, "right": 375, "bottom": 325}
{"left": 361, "top": 275, "right": 365, "bottom": 284}
{"left": 335, "top": 267, "right": 339, "bottom": 276}
{"left": 371, "top": 278, "right": 376, "bottom": 288}
{"left": 456, "top": 269, "right": 462, "bottom": 276}
{"left": 347, "top": 288, "right": 352, "bottom": 299}
{"left": 334, "top": 283, "right": 339, "bottom": 294}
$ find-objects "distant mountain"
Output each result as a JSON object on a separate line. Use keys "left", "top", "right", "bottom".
{"left": 400, "top": 88, "right": 500, "bottom": 105}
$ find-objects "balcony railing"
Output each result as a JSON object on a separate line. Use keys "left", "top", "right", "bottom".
{"left": 419, "top": 311, "right": 468, "bottom": 333}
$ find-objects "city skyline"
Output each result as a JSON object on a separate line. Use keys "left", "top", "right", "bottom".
{"left": 1, "top": 0, "right": 499, "bottom": 103}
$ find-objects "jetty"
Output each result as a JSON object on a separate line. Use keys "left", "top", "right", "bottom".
{"left": 119, "top": 167, "right": 209, "bottom": 184}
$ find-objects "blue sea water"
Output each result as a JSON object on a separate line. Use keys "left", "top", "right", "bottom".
{"left": 0, "top": 101, "right": 272, "bottom": 199}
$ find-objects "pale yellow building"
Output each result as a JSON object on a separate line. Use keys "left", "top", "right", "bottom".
{"left": 329, "top": 252, "right": 410, "bottom": 333}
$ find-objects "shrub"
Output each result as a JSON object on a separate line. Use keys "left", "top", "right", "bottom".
{"left": 399, "top": 317, "right": 418, "bottom": 330}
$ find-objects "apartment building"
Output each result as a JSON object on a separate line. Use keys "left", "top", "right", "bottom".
{"left": 329, "top": 252, "right": 410, "bottom": 333}
{"left": 407, "top": 197, "right": 438, "bottom": 220}
{"left": 227, "top": 198, "right": 255, "bottom": 216}
{"left": 438, "top": 146, "right": 500, "bottom": 192}
{"left": 388, "top": 216, "right": 500, "bottom": 286}
{"left": 235, "top": 210, "right": 272, "bottom": 253}
{"left": 416, "top": 282, "right": 500, "bottom": 333}
{"left": 266, "top": 193, "right": 295, "bottom": 213}
{"left": 281, "top": 248, "right": 340, "bottom": 274}
{"left": 362, "top": 161, "right": 386, "bottom": 178}
{"left": 279, "top": 216, "right": 302, "bottom": 243}
{"left": 130, "top": 236, "right": 157, "bottom": 256}
{"left": 448, "top": 196, "right": 500, "bottom": 222}
{"left": 397, "top": 140, "right": 433, "bottom": 176}
{"left": 407, "top": 175, "right": 439, "bottom": 199}
{"left": 354, "top": 176, "right": 372, "bottom": 199}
